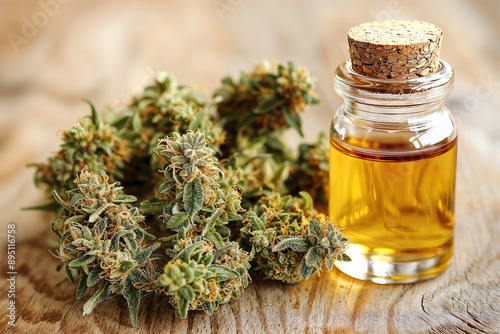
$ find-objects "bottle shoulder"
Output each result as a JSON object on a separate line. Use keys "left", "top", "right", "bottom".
{"left": 330, "top": 106, "right": 457, "bottom": 155}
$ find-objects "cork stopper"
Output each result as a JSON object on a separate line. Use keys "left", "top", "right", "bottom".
{"left": 347, "top": 20, "right": 443, "bottom": 79}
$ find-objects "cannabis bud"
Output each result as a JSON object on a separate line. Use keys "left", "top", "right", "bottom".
{"left": 30, "top": 101, "right": 131, "bottom": 203}
{"left": 117, "top": 72, "right": 219, "bottom": 151}
{"left": 221, "top": 134, "right": 290, "bottom": 204}
{"left": 273, "top": 218, "right": 351, "bottom": 280}
{"left": 101, "top": 72, "right": 227, "bottom": 197}
{"left": 157, "top": 239, "right": 250, "bottom": 318}
{"left": 215, "top": 61, "right": 320, "bottom": 140}
{"left": 52, "top": 166, "right": 160, "bottom": 326}
{"left": 153, "top": 131, "right": 251, "bottom": 318}
{"left": 242, "top": 192, "right": 350, "bottom": 283}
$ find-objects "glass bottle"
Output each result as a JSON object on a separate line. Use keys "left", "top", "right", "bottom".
{"left": 330, "top": 59, "right": 457, "bottom": 284}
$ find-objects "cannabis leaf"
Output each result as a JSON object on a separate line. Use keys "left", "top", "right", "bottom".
{"left": 184, "top": 178, "right": 204, "bottom": 217}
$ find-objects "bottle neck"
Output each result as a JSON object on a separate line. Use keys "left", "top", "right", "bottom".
{"left": 343, "top": 100, "right": 445, "bottom": 125}
{"left": 334, "top": 60, "right": 454, "bottom": 125}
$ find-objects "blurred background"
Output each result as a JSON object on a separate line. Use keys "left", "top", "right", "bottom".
{"left": 0, "top": 0, "right": 499, "bottom": 241}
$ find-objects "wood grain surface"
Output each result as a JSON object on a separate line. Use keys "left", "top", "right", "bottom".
{"left": 1, "top": 0, "right": 499, "bottom": 333}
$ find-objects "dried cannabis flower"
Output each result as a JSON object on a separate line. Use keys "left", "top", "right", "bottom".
{"left": 107, "top": 72, "right": 226, "bottom": 196}
{"left": 214, "top": 61, "right": 320, "bottom": 141}
{"left": 52, "top": 166, "right": 160, "bottom": 326}
{"left": 213, "top": 61, "right": 324, "bottom": 207}
{"left": 116, "top": 72, "right": 225, "bottom": 155}
{"left": 242, "top": 192, "right": 350, "bottom": 284}
{"left": 152, "top": 130, "right": 251, "bottom": 318}
{"left": 30, "top": 100, "right": 132, "bottom": 204}
{"left": 221, "top": 134, "right": 290, "bottom": 204}
{"left": 157, "top": 238, "right": 250, "bottom": 318}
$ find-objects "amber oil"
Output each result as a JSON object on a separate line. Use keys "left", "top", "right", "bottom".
{"left": 330, "top": 135, "right": 457, "bottom": 283}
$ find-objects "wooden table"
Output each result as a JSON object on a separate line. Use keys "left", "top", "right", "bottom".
{"left": 1, "top": 0, "right": 499, "bottom": 333}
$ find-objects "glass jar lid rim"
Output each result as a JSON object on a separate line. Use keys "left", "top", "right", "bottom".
{"left": 334, "top": 60, "right": 454, "bottom": 105}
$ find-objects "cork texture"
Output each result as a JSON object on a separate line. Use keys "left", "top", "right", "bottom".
{"left": 347, "top": 20, "right": 443, "bottom": 79}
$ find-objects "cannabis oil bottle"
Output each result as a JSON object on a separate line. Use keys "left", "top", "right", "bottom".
{"left": 330, "top": 20, "right": 457, "bottom": 283}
